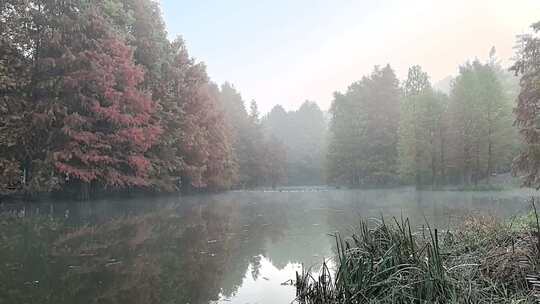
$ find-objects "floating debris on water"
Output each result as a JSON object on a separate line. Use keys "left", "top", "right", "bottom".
{"left": 105, "top": 261, "right": 122, "bottom": 267}
{"left": 281, "top": 279, "right": 294, "bottom": 286}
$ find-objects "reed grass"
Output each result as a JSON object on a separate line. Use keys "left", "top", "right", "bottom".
{"left": 295, "top": 206, "right": 540, "bottom": 304}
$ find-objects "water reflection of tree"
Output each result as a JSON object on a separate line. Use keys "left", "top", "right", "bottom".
{"left": 263, "top": 191, "right": 335, "bottom": 270}
{"left": 0, "top": 195, "right": 292, "bottom": 304}
{"left": 0, "top": 216, "right": 65, "bottom": 304}
{"left": 2, "top": 190, "right": 529, "bottom": 303}
{"left": 217, "top": 193, "right": 289, "bottom": 297}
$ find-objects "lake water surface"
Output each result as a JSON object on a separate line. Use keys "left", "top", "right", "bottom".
{"left": 0, "top": 187, "right": 536, "bottom": 304}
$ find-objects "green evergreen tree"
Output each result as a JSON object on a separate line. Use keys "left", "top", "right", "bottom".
{"left": 327, "top": 65, "right": 400, "bottom": 186}
{"left": 398, "top": 66, "right": 448, "bottom": 187}
{"left": 448, "top": 59, "right": 516, "bottom": 186}
{"left": 398, "top": 65, "right": 431, "bottom": 187}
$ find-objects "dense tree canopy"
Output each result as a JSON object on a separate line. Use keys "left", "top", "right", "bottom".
{"left": 263, "top": 101, "right": 326, "bottom": 185}
{"left": 398, "top": 66, "right": 447, "bottom": 187}
{"left": 0, "top": 0, "right": 285, "bottom": 197}
{"left": 52, "top": 12, "right": 163, "bottom": 194}
{"left": 511, "top": 22, "right": 540, "bottom": 189}
{"left": 446, "top": 58, "right": 516, "bottom": 186}
{"left": 217, "top": 85, "right": 286, "bottom": 188}
{"left": 327, "top": 65, "right": 401, "bottom": 186}
{"left": 0, "top": 0, "right": 534, "bottom": 195}
{"left": 327, "top": 56, "right": 519, "bottom": 189}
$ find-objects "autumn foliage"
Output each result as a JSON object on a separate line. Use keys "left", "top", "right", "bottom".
{"left": 53, "top": 16, "right": 162, "bottom": 189}
{"left": 0, "top": 0, "right": 285, "bottom": 197}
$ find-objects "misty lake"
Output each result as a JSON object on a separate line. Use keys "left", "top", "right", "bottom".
{"left": 0, "top": 187, "right": 536, "bottom": 304}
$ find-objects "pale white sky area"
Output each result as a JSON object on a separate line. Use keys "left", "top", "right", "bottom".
{"left": 161, "top": 0, "right": 540, "bottom": 113}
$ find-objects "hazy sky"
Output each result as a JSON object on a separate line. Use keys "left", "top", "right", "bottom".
{"left": 161, "top": 0, "right": 540, "bottom": 113}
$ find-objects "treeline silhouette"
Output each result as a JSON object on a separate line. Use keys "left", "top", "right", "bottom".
{"left": 262, "top": 101, "right": 327, "bottom": 186}
{"left": 0, "top": 0, "right": 289, "bottom": 198}
{"left": 325, "top": 51, "right": 521, "bottom": 189}
{"left": 2, "top": 0, "right": 539, "bottom": 197}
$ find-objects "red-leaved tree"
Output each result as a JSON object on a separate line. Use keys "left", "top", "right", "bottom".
{"left": 50, "top": 11, "right": 162, "bottom": 195}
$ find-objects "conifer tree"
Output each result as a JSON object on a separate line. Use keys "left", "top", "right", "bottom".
{"left": 511, "top": 21, "right": 540, "bottom": 188}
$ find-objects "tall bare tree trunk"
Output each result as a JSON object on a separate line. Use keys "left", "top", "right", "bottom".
{"left": 80, "top": 182, "right": 90, "bottom": 201}
{"left": 413, "top": 102, "right": 421, "bottom": 189}
{"left": 439, "top": 128, "right": 446, "bottom": 185}
{"left": 464, "top": 140, "right": 471, "bottom": 186}
{"left": 475, "top": 141, "right": 480, "bottom": 187}
{"left": 430, "top": 129, "right": 436, "bottom": 188}
{"left": 487, "top": 113, "right": 493, "bottom": 185}
{"left": 487, "top": 138, "right": 493, "bottom": 185}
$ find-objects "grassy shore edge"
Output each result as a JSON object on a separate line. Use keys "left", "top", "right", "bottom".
{"left": 295, "top": 206, "right": 540, "bottom": 303}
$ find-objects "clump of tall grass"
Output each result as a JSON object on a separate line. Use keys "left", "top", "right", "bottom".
{"left": 296, "top": 209, "right": 540, "bottom": 303}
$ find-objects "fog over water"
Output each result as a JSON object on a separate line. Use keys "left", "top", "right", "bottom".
{"left": 2, "top": 1, "right": 540, "bottom": 303}
{"left": 1, "top": 188, "right": 534, "bottom": 303}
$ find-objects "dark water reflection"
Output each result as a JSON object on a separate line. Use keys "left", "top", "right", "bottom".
{"left": 0, "top": 188, "right": 535, "bottom": 304}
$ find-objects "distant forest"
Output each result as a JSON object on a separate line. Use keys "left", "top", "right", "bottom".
{"left": 326, "top": 56, "right": 519, "bottom": 188}
{"left": 1, "top": 0, "right": 540, "bottom": 198}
